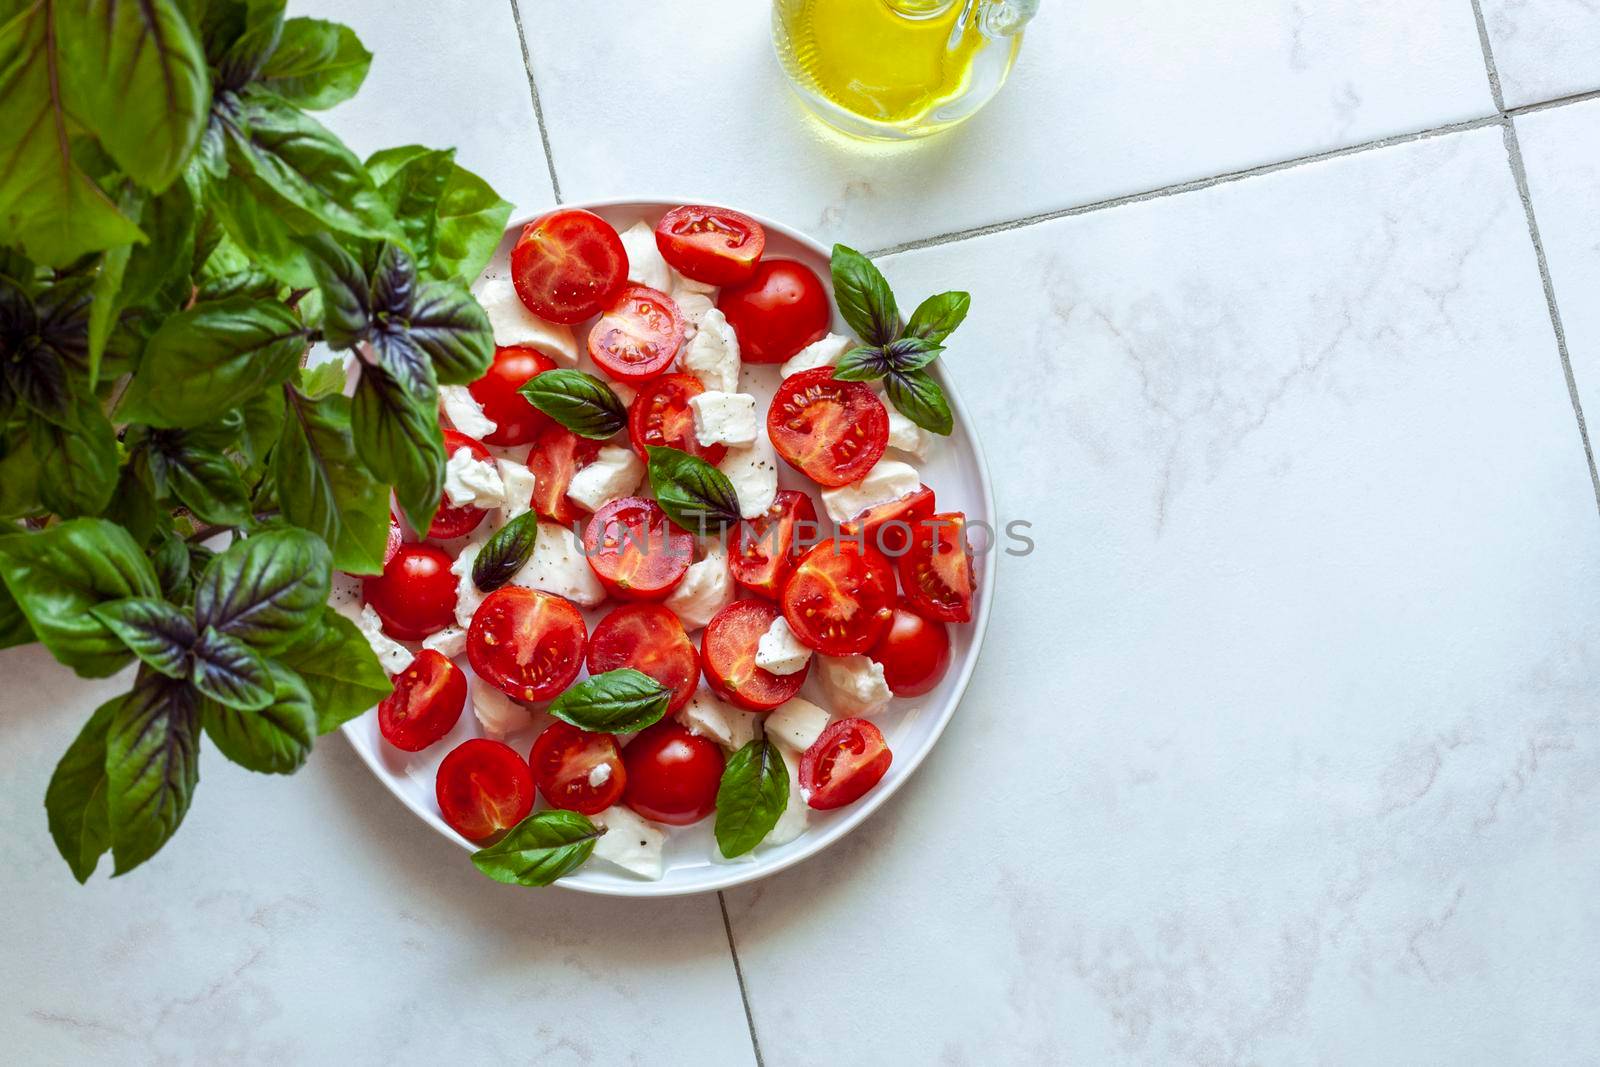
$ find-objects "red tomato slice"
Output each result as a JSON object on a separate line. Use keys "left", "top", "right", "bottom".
{"left": 435, "top": 738, "right": 535, "bottom": 841}
{"left": 701, "top": 599, "right": 808, "bottom": 712}
{"left": 867, "top": 603, "right": 951, "bottom": 698}
{"left": 729, "top": 489, "right": 818, "bottom": 599}
{"left": 767, "top": 367, "right": 889, "bottom": 487}
{"left": 780, "top": 539, "right": 896, "bottom": 656}
{"left": 529, "top": 721, "right": 626, "bottom": 815}
{"left": 800, "top": 718, "right": 892, "bottom": 811}
{"left": 627, "top": 372, "right": 726, "bottom": 465}
{"left": 582, "top": 497, "right": 693, "bottom": 601}
{"left": 587, "top": 603, "right": 700, "bottom": 713}
{"left": 378, "top": 649, "right": 467, "bottom": 752}
{"left": 428, "top": 429, "right": 493, "bottom": 539}
{"left": 510, "top": 208, "right": 628, "bottom": 325}
{"left": 839, "top": 483, "right": 935, "bottom": 558}
{"left": 468, "top": 345, "right": 557, "bottom": 446}
{"left": 716, "top": 259, "right": 830, "bottom": 364}
{"left": 654, "top": 205, "right": 766, "bottom": 286}
{"left": 899, "top": 512, "right": 976, "bottom": 623}
{"left": 363, "top": 542, "right": 457, "bottom": 640}
{"left": 622, "top": 720, "right": 725, "bottom": 825}
{"left": 466, "top": 587, "right": 588, "bottom": 702}
{"left": 588, "top": 284, "right": 685, "bottom": 382}
{"left": 527, "top": 423, "right": 600, "bottom": 527}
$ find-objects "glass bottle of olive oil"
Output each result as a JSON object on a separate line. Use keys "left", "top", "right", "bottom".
{"left": 772, "top": 0, "right": 1035, "bottom": 140}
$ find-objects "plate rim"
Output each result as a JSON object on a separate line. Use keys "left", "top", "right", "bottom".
{"left": 341, "top": 195, "right": 998, "bottom": 896}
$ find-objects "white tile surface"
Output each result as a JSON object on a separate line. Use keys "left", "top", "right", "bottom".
{"left": 0, "top": 656, "right": 754, "bottom": 1064}
{"left": 514, "top": 0, "right": 1494, "bottom": 250}
{"left": 722, "top": 128, "right": 1600, "bottom": 1063}
{"left": 1481, "top": 0, "right": 1600, "bottom": 108}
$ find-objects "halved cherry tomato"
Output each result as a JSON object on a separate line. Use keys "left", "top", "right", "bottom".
{"left": 363, "top": 542, "right": 457, "bottom": 640}
{"left": 622, "top": 720, "right": 725, "bottom": 825}
{"left": 429, "top": 429, "right": 494, "bottom": 539}
{"left": 436, "top": 738, "right": 535, "bottom": 841}
{"left": 527, "top": 423, "right": 600, "bottom": 527}
{"left": 800, "top": 718, "right": 892, "bottom": 811}
{"left": 654, "top": 205, "right": 766, "bottom": 286}
{"left": 701, "top": 599, "right": 808, "bottom": 712}
{"left": 730, "top": 489, "right": 818, "bottom": 599}
{"left": 588, "top": 284, "right": 685, "bottom": 382}
{"left": 466, "top": 586, "right": 588, "bottom": 702}
{"left": 510, "top": 208, "right": 628, "bottom": 325}
{"left": 899, "top": 512, "right": 975, "bottom": 623}
{"left": 627, "top": 373, "right": 726, "bottom": 465}
{"left": 529, "top": 721, "right": 626, "bottom": 815}
{"left": 582, "top": 497, "right": 693, "bottom": 601}
{"left": 840, "top": 484, "right": 935, "bottom": 558}
{"left": 378, "top": 649, "right": 467, "bottom": 751}
{"left": 587, "top": 603, "right": 700, "bottom": 713}
{"left": 469, "top": 345, "right": 556, "bottom": 446}
{"left": 867, "top": 604, "right": 951, "bottom": 698}
{"left": 767, "top": 367, "right": 888, "bottom": 487}
{"left": 717, "top": 259, "right": 830, "bottom": 364}
{"left": 780, "top": 539, "right": 896, "bottom": 656}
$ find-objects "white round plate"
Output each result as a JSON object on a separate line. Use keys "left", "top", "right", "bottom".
{"left": 340, "top": 198, "right": 996, "bottom": 896}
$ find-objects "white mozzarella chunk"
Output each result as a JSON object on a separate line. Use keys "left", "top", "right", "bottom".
{"left": 664, "top": 541, "right": 734, "bottom": 630}
{"left": 754, "top": 617, "right": 813, "bottom": 676}
{"left": 673, "top": 290, "right": 716, "bottom": 339}
{"left": 820, "top": 459, "right": 920, "bottom": 524}
{"left": 451, "top": 541, "right": 486, "bottom": 629}
{"left": 765, "top": 697, "right": 831, "bottom": 753}
{"left": 619, "top": 220, "right": 672, "bottom": 293}
{"left": 493, "top": 459, "right": 537, "bottom": 530}
{"left": 471, "top": 674, "right": 530, "bottom": 737}
{"left": 680, "top": 308, "right": 740, "bottom": 393}
{"left": 717, "top": 433, "right": 779, "bottom": 519}
{"left": 357, "top": 604, "right": 413, "bottom": 675}
{"left": 588, "top": 763, "right": 613, "bottom": 788}
{"left": 439, "top": 384, "right": 497, "bottom": 439}
{"left": 886, "top": 408, "right": 932, "bottom": 459}
{"left": 765, "top": 741, "right": 809, "bottom": 846}
{"left": 510, "top": 521, "right": 606, "bottom": 607}
{"left": 421, "top": 626, "right": 467, "bottom": 660}
{"left": 689, "top": 391, "right": 758, "bottom": 448}
{"left": 610, "top": 381, "right": 638, "bottom": 409}
{"left": 818, "top": 654, "right": 893, "bottom": 717}
{"left": 780, "top": 332, "right": 853, "bottom": 379}
{"left": 565, "top": 446, "right": 645, "bottom": 513}
{"left": 591, "top": 805, "right": 666, "bottom": 880}
{"left": 671, "top": 268, "right": 718, "bottom": 296}
{"left": 473, "top": 276, "right": 579, "bottom": 366}
{"left": 678, "top": 689, "right": 758, "bottom": 750}
{"left": 443, "top": 447, "right": 506, "bottom": 509}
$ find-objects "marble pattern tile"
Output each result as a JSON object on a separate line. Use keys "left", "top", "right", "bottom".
{"left": 721, "top": 127, "right": 1600, "bottom": 1064}
{"left": 1480, "top": 0, "right": 1600, "bottom": 108}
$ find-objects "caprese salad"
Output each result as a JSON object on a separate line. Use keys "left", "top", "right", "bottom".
{"left": 339, "top": 203, "right": 978, "bottom": 886}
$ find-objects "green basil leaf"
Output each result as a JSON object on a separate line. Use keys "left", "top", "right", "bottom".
{"left": 369, "top": 329, "right": 433, "bottom": 405}
{"left": 407, "top": 280, "right": 494, "bottom": 385}
{"left": 88, "top": 597, "right": 196, "bottom": 679}
{"left": 298, "top": 359, "right": 348, "bottom": 400}
{"left": 369, "top": 240, "right": 416, "bottom": 316}
{"left": 106, "top": 670, "right": 201, "bottom": 875}
{"left": 258, "top": 18, "right": 371, "bottom": 110}
{"left": 207, "top": 162, "right": 316, "bottom": 288}
{"left": 117, "top": 297, "right": 307, "bottom": 428}
{"left": 883, "top": 368, "right": 953, "bottom": 436}
{"left": 646, "top": 445, "right": 742, "bottom": 534}
{"left": 904, "top": 290, "right": 970, "bottom": 343}
{"left": 30, "top": 402, "right": 120, "bottom": 518}
{"left": 714, "top": 739, "right": 790, "bottom": 858}
{"left": 430, "top": 163, "right": 513, "bottom": 283}
{"left": 194, "top": 267, "right": 278, "bottom": 303}
{"left": 123, "top": 176, "right": 198, "bottom": 310}
{"left": 0, "top": 426, "right": 43, "bottom": 521}
{"left": 470, "top": 809, "right": 603, "bottom": 887}
{"left": 517, "top": 369, "right": 627, "bottom": 439}
{"left": 87, "top": 207, "right": 138, "bottom": 389}
{"left": 45, "top": 694, "right": 119, "bottom": 883}
{"left": 0, "top": 572, "right": 33, "bottom": 649}
{"left": 277, "top": 606, "right": 392, "bottom": 733}
{"left": 547, "top": 669, "right": 671, "bottom": 734}
{"left": 201, "top": 660, "right": 315, "bottom": 774}
{"left": 150, "top": 441, "right": 253, "bottom": 527}
{"left": 472, "top": 511, "right": 540, "bottom": 593}
{"left": 276, "top": 388, "right": 391, "bottom": 575}
{"left": 831, "top": 345, "right": 890, "bottom": 382}
{"left": 193, "top": 527, "right": 331, "bottom": 655}
{"left": 0, "top": 520, "right": 161, "bottom": 677}
{"left": 190, "top": 625, "right": 274, "bottom": 710}
{"left": 365, "top": 146, "right": 453, "bottom": 269}
{"left": 56, "top": 0, "right": 210, "bottom": 192}
{"left": 299, "top": 233, "right": 371, "bottom": 348}
{"left": 201, "top": 0, "right": 285, "bottom": 86}
{"left": 104, "top": 466, "right": 169, "bottom": 549}
{"left": 149, "top": 534, "right": 193, "bottom": 602}
{"left": 831, "top": 243, "right": 899, "bottom": 347}
{"left": 881, "top": 336, "right": 944, "bottom": 373}
{"left": 351, "top": 363, "right": 444, "bottom": 534}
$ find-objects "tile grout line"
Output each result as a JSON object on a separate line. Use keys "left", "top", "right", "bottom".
{"left": 508, "top": 0, "right": 564, "bottom": 204}
{"left": 718, "top": 891, "right": 766, "bottom": 1067}
{"left": 1507, "top": 86, "right": 1600, "bottom": 117}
